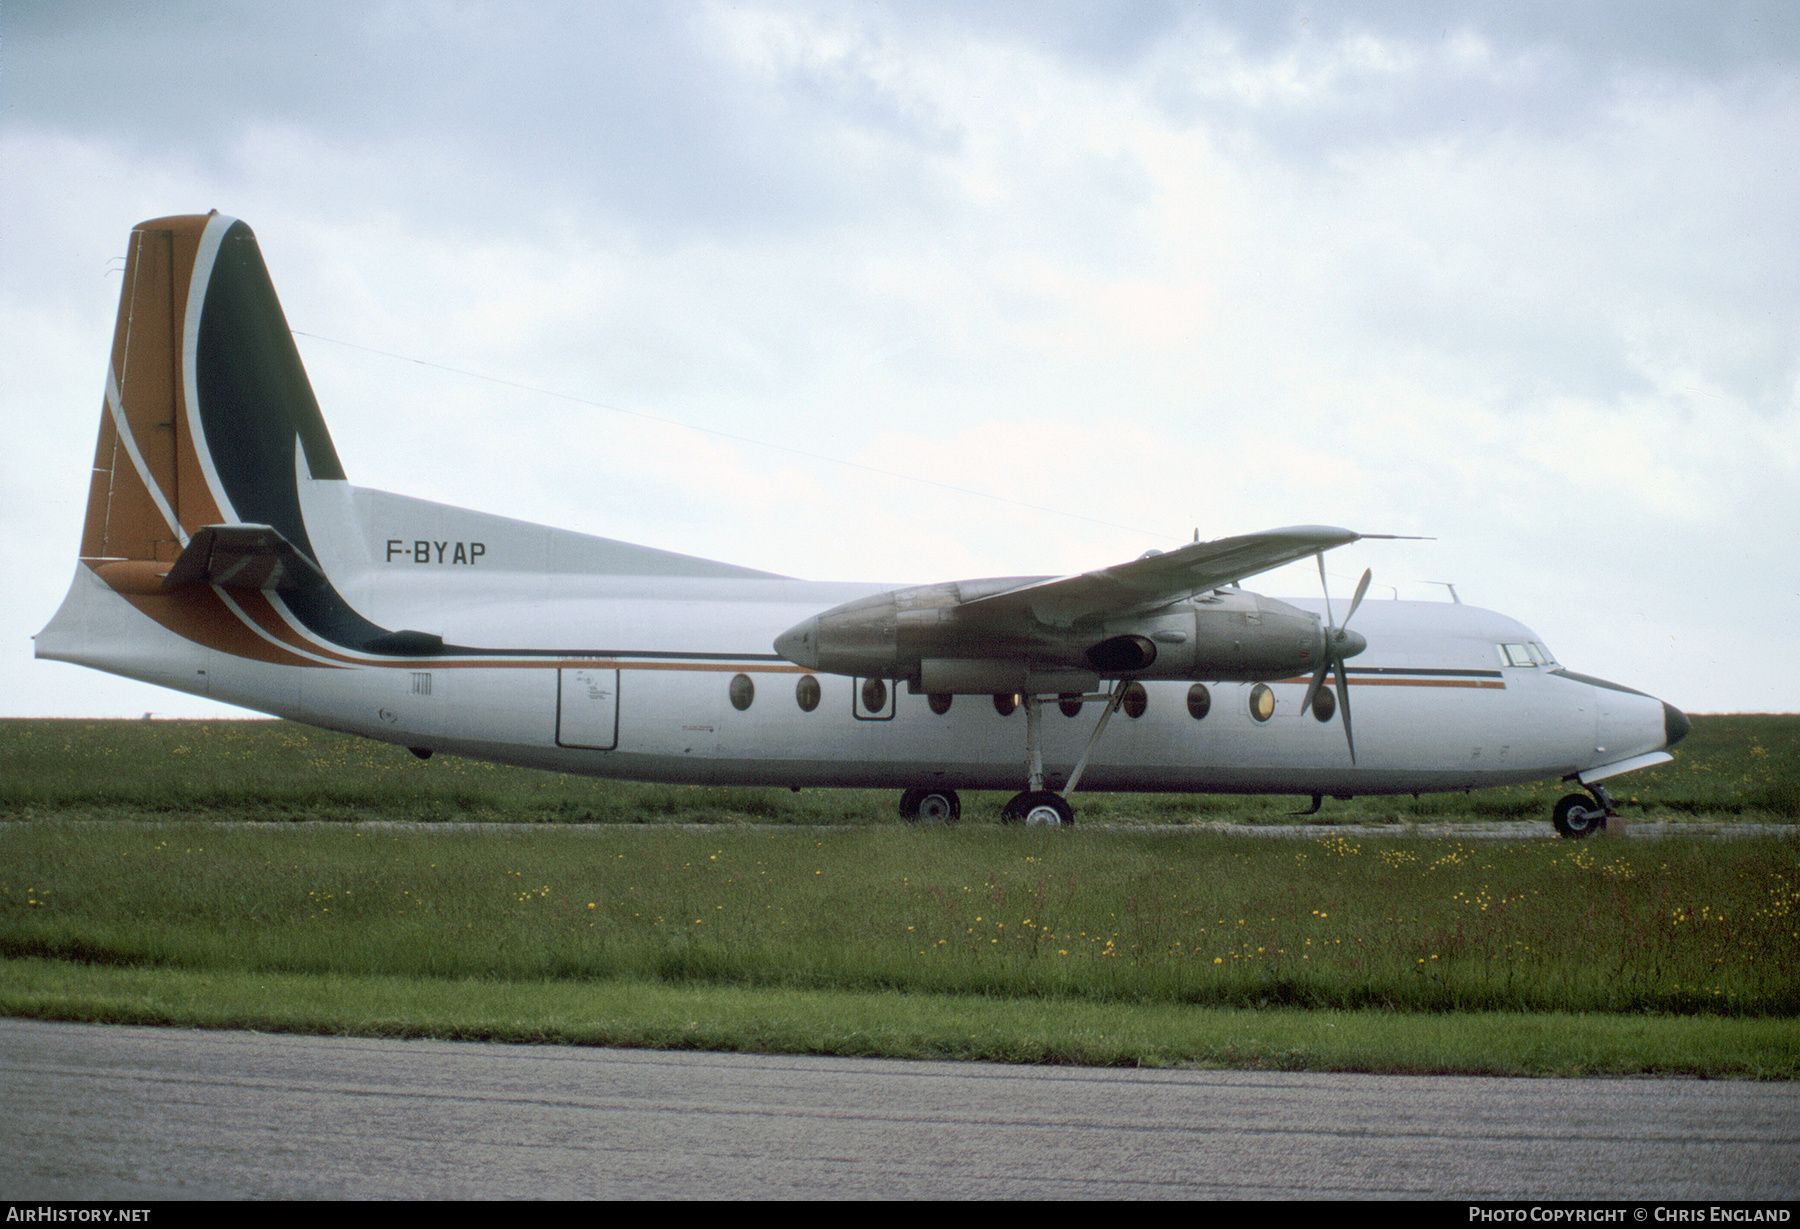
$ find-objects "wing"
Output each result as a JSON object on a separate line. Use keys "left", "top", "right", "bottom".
{"left": 773, "top": 524, "right": 1411, "bottom": 684}
{"left": 958, "top": 525, "right": 1361, "bottom": 628}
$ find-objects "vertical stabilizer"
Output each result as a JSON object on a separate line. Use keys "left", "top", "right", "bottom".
{"left": 41, "top": 212, "right": 779, "bottom": 689}
{"left": 80, "top": 212, "right": 344, "bottom": 574}
{"left": 41, "top": 213, "right": 370, "bottom": 683}
{"left": 85, "top": 218, "right": 192, "bottom": 565}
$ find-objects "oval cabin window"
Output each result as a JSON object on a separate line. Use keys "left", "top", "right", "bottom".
{"left": 861, "top": 677, "right": 888, "bottom": 712}
{"left": 729, "top": 673, "right": 755, "bottom": 711}
{"left": 795, "top": 674, "right": 821, "bottom": 712}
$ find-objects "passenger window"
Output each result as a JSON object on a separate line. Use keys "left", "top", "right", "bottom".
{"left": 861, "top": 677, "right": 888, "bottom": 711}
{"left": 729, "top": 673, "right": 755, "bottom": 711}
{"left": 795, "top": 674, "right": 821, "bottom": 712}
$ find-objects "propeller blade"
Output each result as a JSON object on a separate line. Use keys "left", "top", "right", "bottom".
{"left": 1302, "top": 654, "right": 1330, "bottom": 715}
{"left": 1306, "top": 552, "right": 1336, "bottom": 713}
{"left": 1346, "top": 567, "right": 1371, "bottom": 627}
{"left": 1314, "top": 553, "right": 1366, "bottom": 762}
{"left": 1334, "top": 655, "right": 1356, "bottom": 764}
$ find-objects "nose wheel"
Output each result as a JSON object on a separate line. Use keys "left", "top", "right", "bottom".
{"left": 1552, "top": 786, "right": 1614, "bottom": 838}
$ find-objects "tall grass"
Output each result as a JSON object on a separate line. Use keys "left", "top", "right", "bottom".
{"left": 0, "top": 718, "right": 892, "bottom": 822}
{"left": 4, "top": 823, "right": 1793, "bottom": 1015}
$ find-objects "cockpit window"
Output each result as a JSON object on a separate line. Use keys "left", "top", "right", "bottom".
{"left": 1499, "top": 642, "right": 1554, "bottom": 667}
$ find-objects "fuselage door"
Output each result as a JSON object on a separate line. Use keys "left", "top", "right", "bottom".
{"left": 558, "top": 667, "right": 619, "bottom": 750}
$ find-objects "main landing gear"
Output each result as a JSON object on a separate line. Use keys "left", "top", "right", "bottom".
{"left": 1552, "top": 784, "right": 1615, "bottom": 839}
{"left": 999, "top": 680, "right": 1132, "bottom": 827}
{"left": 896, "top": 681, "right": 1132, "bottom": 827}
{"left": 899, "top": 786, "right": 961, "bottom": 822}
{"left": 1001, "top": 790, "right": 1074, "bottom": 826}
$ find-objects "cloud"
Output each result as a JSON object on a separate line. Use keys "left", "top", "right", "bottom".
{"left": 3, "top": 1, "right": 1796, "bottom": 716}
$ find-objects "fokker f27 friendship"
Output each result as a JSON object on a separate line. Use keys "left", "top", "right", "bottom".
{"left": 38, "top": 214, "right": 1690, "bottom": 835}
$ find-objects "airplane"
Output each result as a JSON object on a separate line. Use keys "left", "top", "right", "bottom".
{"left": 36, "top": 213, "right": 1690, "bottom": 837}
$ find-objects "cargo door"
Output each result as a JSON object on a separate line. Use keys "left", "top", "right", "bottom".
{"left": 557, "top": 667, "right": 619, "bottom": 750}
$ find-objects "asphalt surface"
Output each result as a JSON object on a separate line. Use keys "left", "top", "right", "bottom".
{"left": 2, "top": 1018, "right": 1795, "bottom": 1200}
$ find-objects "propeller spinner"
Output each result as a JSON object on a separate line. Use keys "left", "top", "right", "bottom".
{"left": 1304, "top": 556, "right": 1370, "bottom": 763}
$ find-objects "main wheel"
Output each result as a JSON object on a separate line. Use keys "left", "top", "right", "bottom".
{"left": 1001, "top": 790, "right": 1075, "bottom": 827}
{"left": 1552, "top": 793, "right": 1605, "bottom": 839}
{"left": 899, "top": 787, "right": 961, "bottom": 822}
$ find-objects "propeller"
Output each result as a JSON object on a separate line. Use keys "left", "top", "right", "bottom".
{"left": 1304, "top": 555, "right": 1371, "bottom": 763}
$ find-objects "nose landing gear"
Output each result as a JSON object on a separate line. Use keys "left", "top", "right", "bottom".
{"left": 1552, "top": 784, "right": 1615, "bottom": 838}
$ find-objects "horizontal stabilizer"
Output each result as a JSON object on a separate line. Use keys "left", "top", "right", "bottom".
{"left": 161, "top": 524, "right": 327, "bottom": 592}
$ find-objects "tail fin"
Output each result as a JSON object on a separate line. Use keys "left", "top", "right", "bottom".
{"left": 39, "top": 213, "right": 375, "bottom": 686}
{"left": 41, "top": 212, "right": 782, "bottom": 693}
{"left": 81, "top": 212, "right": 343, "bottom": 582}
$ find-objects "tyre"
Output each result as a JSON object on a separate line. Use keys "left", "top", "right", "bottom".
{"left": 1001, "top": 790, "right": 1074, "bottom": 826}
{"left": 1552, "top": 793, "right": 1605, "bottom": 839}
{"left": 900, "top": 787, "right": 961, "bottom": 822}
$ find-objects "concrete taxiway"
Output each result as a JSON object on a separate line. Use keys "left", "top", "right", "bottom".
{"left": 2, "top": 1018, "right": 1795, "bottom": 1199}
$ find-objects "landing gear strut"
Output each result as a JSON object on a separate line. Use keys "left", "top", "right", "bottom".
{"left": 997, "top": 681, "right": 1132, "bottom": 827}
{"left": 1552, "top": 784, "right": 1614, "bottom": 839}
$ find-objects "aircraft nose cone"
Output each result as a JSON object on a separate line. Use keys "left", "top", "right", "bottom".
{"left": 1663, "top": 701, "right": 1691, "bottom": 748}
{"left": 775, "top": 616, "right": 820, "bottom": 669}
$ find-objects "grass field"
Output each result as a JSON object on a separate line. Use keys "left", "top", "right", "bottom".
{"left": 2, "top": 716, "right": 1795, "bottom": 1075}
{"left": 3, "top": 712, "right": 1796, "bottom": 824}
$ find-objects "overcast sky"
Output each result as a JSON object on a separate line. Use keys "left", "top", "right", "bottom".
{"left": 4, "top": 1, "right": 1796, "bottom": 718}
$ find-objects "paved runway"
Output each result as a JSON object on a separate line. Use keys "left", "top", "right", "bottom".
{"left": 2, "top": 1018, "right": 1795, "bottom": 1200}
